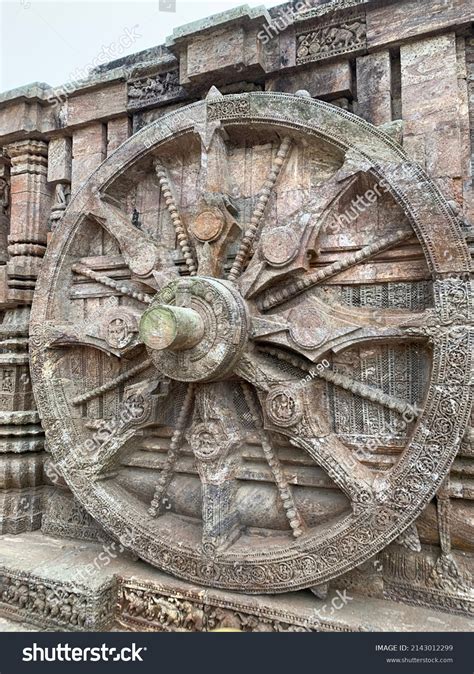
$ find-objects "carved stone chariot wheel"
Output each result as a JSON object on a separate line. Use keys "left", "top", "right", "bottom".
{"left": 30, "top": 92, "right": 472, "bottom": 593}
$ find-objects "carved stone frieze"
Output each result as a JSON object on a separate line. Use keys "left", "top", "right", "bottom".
{"left": 382, "top": 546, "right": 474, "bottom": 618}
{"left": 117, "top": 579, "right": 349, "bottom": 632}
{"left": 207, "top": 98, "right": 250, "bottom": 121}
{"left": 296, "top": 15, "right": 367, "bottom": 65}
{"left": 0, "top": 568, "right": 115, "bottom": 631}
{"left": 41, "top": 489, "right": 109, "bottom": 544}
{"left": 127, "top": 70, "right": 184, "bottom": 110}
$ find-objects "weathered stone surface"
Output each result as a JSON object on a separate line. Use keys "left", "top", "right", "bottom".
{"left": 367, "top": 0, "right": 474, "bottom": 49}
{"left": 0, "top": 454, "right": 43, "bottom": 489}
{"left": 41, "top": 488, "right": 109, "bottom": 543}
{"left": 47, "top": 137, "right": 72, "bottom": 184}
{"left": 266, "top": 60, "right": 353, "bottom": 99}
{"left": 67, "top": 82, "right": 127, "bottom": 127}
{"left": 0, "top": 91, "right": 56, "bottom": 141}
{"left": 401, "top": 34, "right": 463, "bottom": 178}
{"left": 0, "top": 0, "right": 473, "bottom": 634}
{"left": 71, "top": 123, "right": 106, "bottom": 193}
{"left": 462, "top": 36, "right": 474, "bottom": 226}
{"left": 168, "top": 6, "right": 270, "bottom": 85}
{"left": 356, "top": 50, "right": 392, "bottom": 125}
{"left": 0, "top": 489, "right": 42, "bottom": 534}
{"left": 106, "top": 117, "right": 131, "bottom": 155}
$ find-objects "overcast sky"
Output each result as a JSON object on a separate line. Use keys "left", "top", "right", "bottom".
{"left": 0, "top": 0, "right": 283, "bottom": 92}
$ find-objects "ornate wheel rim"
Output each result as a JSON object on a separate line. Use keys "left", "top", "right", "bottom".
{"left": 30, "top": 92, "right": 472, "bottom": 593}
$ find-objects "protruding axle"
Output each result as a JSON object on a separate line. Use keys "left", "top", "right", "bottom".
{"left": 139, "top": 305, "right": 204, "bottom": 351}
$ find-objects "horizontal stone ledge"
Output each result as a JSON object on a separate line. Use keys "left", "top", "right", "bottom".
{"left": 0, "top": 531, "right": 473, "bottom": 632}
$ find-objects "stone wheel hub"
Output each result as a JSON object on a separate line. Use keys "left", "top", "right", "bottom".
{"left": 140, "top": 277, "right": 249, "bottom": 383}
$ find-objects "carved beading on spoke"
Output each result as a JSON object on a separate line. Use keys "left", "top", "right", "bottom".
{"left": 242, "top": 383, "right": 304, "bottom": 538}
{"left": 258, "top": 229, "right": 412, "bottom": 311}
{"left": 320, "top": 368, "right": 419, "bottom": 418}
{"left": 154, "top": 162, "right": 197, "bottom": 276}
{"left": 237, "top": 350, "right": 374, "bottom": 502}
{"left": 72, "top": 359, "right": 153, "bottom": 406}
{"left": 72, "top": 263, "right": 152, "bottom": 304}
{"left": 262, "top": 346, "right": 420, "bottom": 419}
{"left": 149, "top": 383, "right": 195, "bottom": 517}
{"left": 228, "top": 137, "right": 292, "bottom": 282}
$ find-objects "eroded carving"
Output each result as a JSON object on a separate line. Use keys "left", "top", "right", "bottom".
{"left": 296, "top": 17, "right": 367, "bottom": 65}
{"left": 127, "top": 70, "right": 183, "bottom": 110}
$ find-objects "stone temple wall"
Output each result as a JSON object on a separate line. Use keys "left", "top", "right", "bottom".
{"left": 0, "top": 0, "right": 472, "bottom": 631}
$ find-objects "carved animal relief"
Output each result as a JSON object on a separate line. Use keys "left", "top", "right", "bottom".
{"left": 30, "top": 92, "right": 472, "bottom": 593}
{"left": 296, "top": 16, "right": 367, "bottom": 65}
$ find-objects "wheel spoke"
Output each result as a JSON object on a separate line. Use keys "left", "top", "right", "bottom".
{"left": 258, "top": 229, "right": 412, "bottom": 311}
{"left": 261, "top": 346, "right": 420, "bottom": 419}
{"left": 187, "top": 383, "right": 242, "bottom": 554}
{"left": 149, "top": 383, "right": 195, "bottom": 516}
{"left": 189, "top": 121, "right": 241, "bottom": 278}
{"left": 88, "top": 195, "right": 173, "bottom": 279}
{"left": 235, "top": 350, "right": 374, "bottom": 504}
{"left": 238, "top": 173, "right": 361, "bottom": 299}
{"left": 228, "top": 137, "right": 292, "bottom": 282}
{"left": 72, "top": 263, "right": 152, "bottom": 304}
{"left": 45, "top": 300, "right": 145, "bottom": 359}
{"left": 72, "top": 359, "right": 153, "bottom": 406}
{"left": 242, "top": 383, "right": 304, "bottom": 538}
{"left": 251, "top": 293, "right": 428, "bottom": 364}
{"left": 154, "top": 161, "right": 198, "bottom": 276}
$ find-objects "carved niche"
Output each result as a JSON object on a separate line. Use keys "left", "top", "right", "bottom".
{"left": 29, "top": 92, "right": 472, "bottom": 595}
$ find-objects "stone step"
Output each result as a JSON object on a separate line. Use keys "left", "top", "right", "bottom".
{"left": 0, "top": 532, "right": 473, "bottom": 632}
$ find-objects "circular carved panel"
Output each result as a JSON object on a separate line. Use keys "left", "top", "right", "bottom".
{"left": 190, "top": 209, "right": 225, "bottom": 242}
{"left": 30, "top": 93, "right": 472, "bottom": 593}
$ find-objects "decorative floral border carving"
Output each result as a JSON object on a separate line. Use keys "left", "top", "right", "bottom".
{"left": 116, "top": 578, "right": 356, "bottom": 632}
{"left": 0, "top": 568, "right": 115, "bottom": 631}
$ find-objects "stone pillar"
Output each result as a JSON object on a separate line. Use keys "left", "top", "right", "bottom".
{"left": 0, "top": 306, "right": 45, "bottom": 533}
{"left": 0, "top": 139, "right": 51, "bottom": 533}
{"left": 47, "top": 136, "right": 72, "bottom": 233}
{"left": 6, "top": 140, "right": 51, "bottom": 303}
